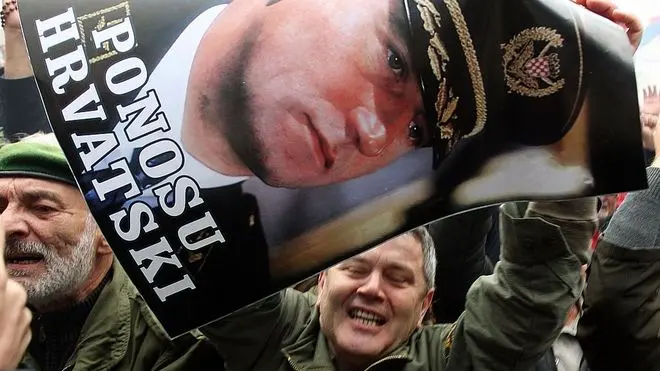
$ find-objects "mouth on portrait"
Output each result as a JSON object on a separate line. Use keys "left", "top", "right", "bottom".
{"left": 303, "top": 112, "right": 336, "bottom": 170}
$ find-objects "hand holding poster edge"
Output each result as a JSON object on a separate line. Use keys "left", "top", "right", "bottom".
{"left": 573, "top": 0, "right": 644, "bottom": 52}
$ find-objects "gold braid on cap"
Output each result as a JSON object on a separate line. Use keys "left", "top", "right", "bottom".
{"left": 414, "top": 0, "right": 487, "bottom": 152}
{"left": 414, "top": 0, "right": 459, "bottom": 150}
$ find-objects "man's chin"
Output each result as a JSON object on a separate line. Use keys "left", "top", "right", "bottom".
{"left": 259, "top": 172, "right": 352, "bottom": 189}
{"left": 259, "top": 175, "right": 321, "bottom": 189}
{"left": 334, "top": 334, "right": 389, "bottom": 360}
{"left": 9, "top": 277, "right": 43, "bottom": 297}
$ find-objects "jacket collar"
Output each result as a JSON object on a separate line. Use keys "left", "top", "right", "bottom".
{"left": 19, "top": 259, "right": 132, "bottom": 371}
{"left": 63, "top": 259, "right": 135, "bottom": 371}
{"left": 281, "top": 308, "right": 412, "bottom": 371}
{"left": 20, "top": 259, "right": 173, "bottom": 371}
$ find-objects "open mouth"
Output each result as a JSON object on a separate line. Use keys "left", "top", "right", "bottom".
{"left": 349, "top": 308, "right": 387, "bottom": 327}
{"left": 6, "top": 253, "right": 44, "bottom": 265}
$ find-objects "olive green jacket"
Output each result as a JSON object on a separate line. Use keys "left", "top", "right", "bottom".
{"left": 202, "top": 200, "right": 596, "bottom": 371}
{"left": 19, "top": 261, "right": 223, "bottom": 371}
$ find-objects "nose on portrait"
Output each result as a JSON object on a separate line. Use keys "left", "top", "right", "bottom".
{"left": 348, "top": 107, "right": 387, "bottom": 157}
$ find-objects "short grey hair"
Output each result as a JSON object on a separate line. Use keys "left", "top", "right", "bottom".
{"left": 323, "top": 226, "right": 437, "bottom": 291}
{"left": 409, "top": 226, "right": 436, "bottom": 290}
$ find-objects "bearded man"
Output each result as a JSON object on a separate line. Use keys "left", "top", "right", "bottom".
{"left": 0, "top": 133, "right": 223, "bottom": 371}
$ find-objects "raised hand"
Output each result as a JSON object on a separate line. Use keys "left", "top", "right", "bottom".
{"left": 0, "top": 223, "right": 32, "bottom": 370}
{"left": 2, "top": 0, "right": 33, "bottom": 78}
{"left": 1, "top": 0, "right": 19, "bottom": 30}
{"left": 574, "top": 0, "right": 644, "bottom": 52}
{"left": 640, "top": 85, "right": 660, "bottom": 150}
{"left": 642, "top": 85, "right": 660, "bottom": 121}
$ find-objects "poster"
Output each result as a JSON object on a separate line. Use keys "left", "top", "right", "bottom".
{"left": 18, "top": 0, "right": 647, "bottom": 337}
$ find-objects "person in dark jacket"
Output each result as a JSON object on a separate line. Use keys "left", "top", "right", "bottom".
{"left": 429, "top": 203, "right": 591, "bottom": 371}
{"left": 202, "top": 194, "right": 597, "bottom": 371}
{"left": 0, "top": 0, "right": 52, "bottom": 141}
{"left": 577, "top": 117, "right": 660, "bottom": 371}
{"left": 427, "top": 206, "right": 496, "bottom": 324}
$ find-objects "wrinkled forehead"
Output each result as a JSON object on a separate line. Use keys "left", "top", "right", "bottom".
{"left": 0, "top": 177, "right": 83, "bottom": 204}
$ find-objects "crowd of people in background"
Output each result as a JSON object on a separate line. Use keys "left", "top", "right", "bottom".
{"left": 0, "top": 0, "right": 658, "bottom": 370}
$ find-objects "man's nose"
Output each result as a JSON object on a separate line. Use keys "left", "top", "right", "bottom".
{"left": 349, "top": 107, "right": 387, "bottom": 157}
{"left": 0, "top": 208, "right": 30, "bottom": 240}
{"left": 356, "top": 273, "right": 385, "bottom": 300}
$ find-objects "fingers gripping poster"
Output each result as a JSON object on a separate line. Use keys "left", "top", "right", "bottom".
{"left": 18, "top": 0, "right": 647, "bottom": 336}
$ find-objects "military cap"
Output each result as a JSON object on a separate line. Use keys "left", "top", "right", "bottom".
{"left": 0, "top": 134, "right": 77, "bottom": 186}
{"left": 404, "top": 0, "right": 636, "bottom": 167}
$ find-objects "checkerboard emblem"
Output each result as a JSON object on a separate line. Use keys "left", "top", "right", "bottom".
{"left": 525, "top": 57, "right": 551, "bottom": 78}
{"left": 501, "top": 27, "right": 566, "bottom": 98}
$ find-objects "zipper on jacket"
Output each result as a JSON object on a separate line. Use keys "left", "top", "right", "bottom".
{"left": 364, "top": 355, "right": 409, "bottom": 371}
{"left": 287, "top": 355, "right": 306, "bottom": 371}
{"left": 286, "top": 352, "right": 409, "bottom": 370}
{"left": 286, "top": 354, "right": 336, "bottom": 371}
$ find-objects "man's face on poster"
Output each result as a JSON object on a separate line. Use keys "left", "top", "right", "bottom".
{"left": 188, "top": 0, "right": 428, "bottom": 188}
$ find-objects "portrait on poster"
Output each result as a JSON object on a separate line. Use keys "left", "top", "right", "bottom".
{"left": 18, "top": 0, "right": 647, "bottom": 336}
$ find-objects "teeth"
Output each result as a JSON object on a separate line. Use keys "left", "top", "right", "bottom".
{"left": 350, "top": 309, "right": 385, "bottom": 326}
{"left": 359, "top": 318, "right": 378, "bottom": 326}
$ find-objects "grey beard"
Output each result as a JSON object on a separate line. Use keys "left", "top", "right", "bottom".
{"left": 7, "top": 217, "right": 97, "bottom": 309}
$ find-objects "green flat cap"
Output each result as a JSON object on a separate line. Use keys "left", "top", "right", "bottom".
{"left": 0, "top": 138, "right": 77, "bottom": 186}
